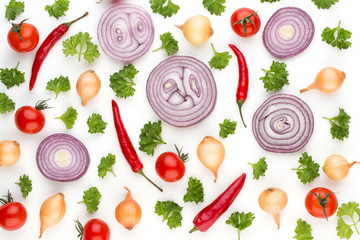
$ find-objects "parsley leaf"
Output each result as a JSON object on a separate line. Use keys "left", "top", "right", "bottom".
{"left": 209, "top": 43, "right": 232, "bottom": 70}
{"left": 139, "top": 120, "right": 166, "bottom": 156}
{"left": 15, "top": 174, "right": 32, "bottom": 199}
{"left": 183, "top": 177, "right": 204, "bottom": 204}
{"left": 45, "top": 75, "right": 71, "bottom": 99}
{"left": 226, "top": 211, "right": 255, "bottom": 240}
{"left": 45, "top": 0, "right": 70, "bottom": 19}
{"left": 260, "top": 61, "right": 289, "bottom": 91}
{"left": 322, "top": 21, "right": 351, "bottom": 50}
{"left": 153, "top": 32, "right": 179, "bottom": 55}
{"left": 261, "top": 0, "right": 281, "bottom": 2}
{"left": 0, "top": 62, "right": 25, "bottom": 89}
{"left": 293, "top": 219, "right": 313, "bottom": 240}
{"left": 56, "top": 107, "right": 78, "bottom": 129}
{"left": 219, "top": 119, "right": 237, "bottom": 138}
{"left": 0, "top": 93, "right": 15, "bottom": 114}
{"left": 62, "top": 32, "right": 100, "bottom": 63}
{"left": 154, "top": 201, "right": 183, "bottom": 229}
{"left": 311, "top": 0, "right": 339, "bottom": 9}
{"left": 203, "top": 0, "right": 226, "bottom": 16}
{"left": 98, "top": 153, "right": 116, "bottom": 178}
{"left": 150, "top": 0, "right": 180, "bottom": 18}
{"left": 78, "top": 187, "right": 102, "bottom": 213}
{"left": 323, "top": 108, "right": 351, "bottom": 141}
{"left": 291, "top": 152, "right": 320, "bottom": 184}
{"left": 109, "top": 64, "right": 139, "bottom": 99}
{"left": 5, "top": 0, "right": 24, "bottom": 21}
{"left": 248, "top": 157, "right": 268, "bottom": 180}
{"left": 87, "top": 113, "right": 107, "bottom": 134}
{"left": 336, "top": 202, "right": 360, "bottom": 239}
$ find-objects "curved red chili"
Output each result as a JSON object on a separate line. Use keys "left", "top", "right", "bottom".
{"left": 111, "top": 100, "right": 163, "bottom": 192}
{"left": 29, "top": 12, "right": 88, "bottom": 91}
{"left": 229, "top": 44, "right": 249, "bottom": 128}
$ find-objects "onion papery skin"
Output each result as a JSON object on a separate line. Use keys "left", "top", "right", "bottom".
{"left": 97, "top": 3, "right": 155, "bottom": 62}
{"left": 146, "top": 55, "right": 217, "bottom": 127}
{"left": 36, "top": 133, "right": 90, "bottom": 182}
{"left": 262, "top": 7, "right": 315, "bottom": 59}
{"left": 252, "top": 94, "right": 314, "bottom": 153}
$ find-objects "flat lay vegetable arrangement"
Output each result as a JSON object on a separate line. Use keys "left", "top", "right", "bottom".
{"left": 0, "top": 0, "right": 359, "bottom": 240}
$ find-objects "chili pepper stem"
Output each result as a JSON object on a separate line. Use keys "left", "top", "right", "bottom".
{"left": 137, "top": 169, "right": 163, "bottom": 192}
{"left": 64, "top": 12, "right": 89, "bottom": 28}
{"left": 189, "top": 225, "right": 199, "bottom": 233}
{"left": 237, "top": 100, "right": 247, "bottom": 128}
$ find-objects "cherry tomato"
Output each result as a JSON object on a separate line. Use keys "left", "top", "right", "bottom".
{"left": 14, "top": 100, "right": 48, "bottom": 134}
{"left": 83, "top": 219, "right": 110, "bottom": 240}
{"left": 305, "top": 187, "right": 338, "bottom": 220}
{"left": 7, "top": 19, "right": 39, "bottom": 53}
{"left": 230, "top": 8, "right": 261, "bottom": 38}
{"left": 0, "top": 194, "right": 27, "bottom": 231}
{"left": 155, "top": 148, "right": 187, "bottom": 182}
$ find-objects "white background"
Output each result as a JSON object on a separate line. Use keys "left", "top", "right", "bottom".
{"left": 1, "top": 0, "right": 360, "bottom": 239}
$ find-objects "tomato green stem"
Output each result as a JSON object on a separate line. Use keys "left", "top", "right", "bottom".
{"left": 0, "top": 190, "right": 13, "bottom": 205}
{"left": 311, "top": 190, "right": 335, "bottom": 221}
{"left": 233, "top": 12, "right": 258, "bottom": 36}
{"left": 11, "top": 19, "right": 29, "bottom": 42}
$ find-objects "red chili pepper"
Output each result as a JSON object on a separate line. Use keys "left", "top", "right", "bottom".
{"left": 111, "top": 100, "right": 163, "bottom": 192}
{"left": 29, "top": 12, "right": 88, "bottom": 91}
{"left": 189, "top": 173, "right": 246, "bottom": 233}
{"left": 229, "top": 44, "right": 249, "bottom": 128}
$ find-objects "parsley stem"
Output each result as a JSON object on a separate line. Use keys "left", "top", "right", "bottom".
{"left": 237, "top": 229, "right": 241, "bottom": 240}
{"left": 352, "top": 216, "right": 360, "bottom": 234}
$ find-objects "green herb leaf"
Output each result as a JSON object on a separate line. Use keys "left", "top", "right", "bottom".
{"left": 219, "top": 119, "right": 237, "bottom": 138}
{"left": 183, "top": 177, "right": 204, "bottom": 204}
{"left": 149, "top": 0, "right": 180, "bottom": 18}
{"left": 62, "top": 32, "right": 100, "bottom": 63}
{"left": 292, "top": 152, "right": 320, "bottom": 184}
{"left": 260, "top": 61, "right": 289, "bottom": 91}
{"left": 45, "top": 0, "right": 70, "bottom": 19}
{"left": 5, "top": 0, "right": 24, "bottom": 21}
{"left": 98, "top": 153, "right": 116, "bottom": 178}
{"left": 109, "top": 64, "right": 139, "bottom": 99}
{"left": 0, "top": 62, "right": 25, "bottom": 89}
{"left": 203, "top": 0, "right": 226, "bottom": 16}
{"left": 154, "top": 201, "right": 183, "bottom": 229}
{"left": 45, "top": 75, "right": 71, "bottom": 99}
{"left": 226, "top": 211, "right": 255, "bottom": 240}
{"left": 0, "top": 93, "right": 15, "bottom": 114}
{"left": 15, "top": 174, "right": 32, "bottom": 199}
{"left": 78, "top": 187, "right": 102, "bottom": 213}
{"left": 336, "top": 202, "right": 360, "bottom": 239}
{"left": 311, "top": 0, "right": 339, "bottom": 9}
{"left": 293, "top": 219, "right": 313, "bottom": 240}
{"left": 87, "top": 113, "right": 107, "bottom": 134}
{"left": 323, "top": 108, "right": 351, "bottom": 141}
{"left": 209, "top": 43, "right": 232, "bottom": 70}
{"left": 56, "top": 107, "right": 78, "bottom": 130}
{"left": 153, "top": 32, "right": 179, "bottom": 55}
{"left": 260, "top": 0, "right": 280, "bottom": 2}
{"left": 322, "top": 21, "right": 351, "bottom": 50}
{"left": 139, "top": 120, "right": 166, "bottom": 156}
{"left": 248, "top": 157, "right": 268, "bottom": 180}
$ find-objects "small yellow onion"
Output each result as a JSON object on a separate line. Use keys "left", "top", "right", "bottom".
{"left": 39, "top": 193, "right": 66, "bottom": 238}
{"left": 197, "top": 136, "right": 225, "bottom": 182}
{"left": 258, "top": 187, "right": 288, "bottom": 229}
{"left": 76, "top": 70, "right": 101, "bottom": 106}
{"left": 175, "top": 15, "right": 214, "bottom": 45}
{"left": 300, "top": 67, "right": 345, "bottom": 93}
{"left": 115, "top": 187, "right": 142, "bottom": 230}
{"left": 323, "top": 154, "right": 359, "bottom": 181}
{"left": 0, "top": 140, "right": 20, "bottom": 167}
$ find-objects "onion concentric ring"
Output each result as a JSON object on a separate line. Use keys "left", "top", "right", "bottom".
{"left": 146, "top": 55, "right": 217, "bottom": 127}
{"left": 252, "top": 94, "right": 314, "bottom": 153}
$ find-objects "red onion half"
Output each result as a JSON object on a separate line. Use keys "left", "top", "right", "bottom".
{"left": 147, "top": 56, "right": 217, "bottom": 127}
{"left": 252, "top": 94, "right": 314, "bottom": 153}
{"left": 262, "top": 7, "right": 315, "bottom": 58}
{"left": 36, "top": 133, "right": 90, "bottom": 182}
{"left": 97, "top": 3, "right": 154, "bottom": 62}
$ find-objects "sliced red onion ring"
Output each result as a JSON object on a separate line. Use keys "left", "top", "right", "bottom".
{"left": 147, "top": 55, "right": 217, "bottom": 127}
{"left": 36, "top": 133, "right": 90, "bottom": 182}
{"left": 97, "top": 3, "right": 155, "bottom": 62}
{"left": 263, "top": 7, "right": 315, "bottom": 58}
{"left": 252, "top": 94, "right": 314, "bottom": 153}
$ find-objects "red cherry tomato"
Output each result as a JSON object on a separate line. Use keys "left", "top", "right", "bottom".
{"left": 14, "top": 100, "right": 49, "bottom": 134}
{"left": 155, "top": 150, "right": 186, "bottom": 182}
{"left": 230, "top": 8, "right": 261, "bottom": 38}
{"left": 0, "top": 198, "right": 27, "bottom": 231}
{"left": 83, "top": 219, "right": 110, "bottom": 240}
{"left": 305, "top": 187, "right": 338, "bottom": 219}
{"left": 7, "top": 20, "right": 39, "bottom": 53}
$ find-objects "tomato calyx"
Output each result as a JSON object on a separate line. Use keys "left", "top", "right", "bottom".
{"left": 35, "top": 99, "right": 52, "bottom": 111}
{"left": 233, "top": 12, "right": 258, "bottom": 36}
{"left": 10, "top": 19, "right": 29, "bottom": 43}
{"left": 310, "top": 190, "right": 335, "bottom": 221}
{"left": 0, "top": 190, "right": 14, "bottom": 205}
{"left": 175, "top": 145, "right": 189, "bottom": 163}
{"left": 74, "top": 219, "right": 85, "bottom": 240}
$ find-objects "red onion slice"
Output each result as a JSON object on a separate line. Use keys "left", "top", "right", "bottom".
{"left": 262, "top": 7, "right": 315, "bottom": 58}
{"left": 147, "top": 56, "right": 217, "bottom": 127}
{"left": 36, "top": 133, "right": 90, "bottom": 182}
{"left": 252, "top": 94, "right": 314, "bottom": 153}
{"left": 97, "top": 3, "right": 155, "bottom": 62}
